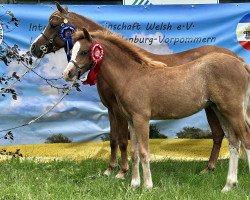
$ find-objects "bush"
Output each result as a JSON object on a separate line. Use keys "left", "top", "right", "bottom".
{"left": 101, "top": 124, "right": 167, "bottom": 141}
{"left": 45, "top": 134, "right": 72, "bottom": 143}
{"left": 101, "top": 133, "right": 110, "bottom": 141}
{"left": 176, "top": 127, "right": 212, "bottom": 139}
{"left": 149, "top": 124, "right": 168, "bottom": 139}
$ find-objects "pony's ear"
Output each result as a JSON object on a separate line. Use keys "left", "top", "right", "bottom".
{"left": 82, "top": 27, "right": 92, "bottom": 41}
{"left": 64, "top": 5, "right": 68, "bottom": 13}
{"left": 55, "top": 1, "right": 68, "bottom": 14}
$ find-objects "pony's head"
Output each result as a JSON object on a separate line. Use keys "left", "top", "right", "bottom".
{"left": 63, "top": 28, "right": 95, "bottom": 82}
{"left": 30, "top": 2, "right": 75, "bottom": 58}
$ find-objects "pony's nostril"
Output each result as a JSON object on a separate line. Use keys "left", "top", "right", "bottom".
{"left": 68, "top": 71, "right": 72, "bottom": 78}
{"left": 31, "top": 44, "right": 36, "bottom": 52}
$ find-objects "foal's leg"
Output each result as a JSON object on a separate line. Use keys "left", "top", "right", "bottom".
{"left": 103, "top": 108, "right": 129, "bottom": 178}
{"left": 242, "top": 145, "right": 250, "bottom": 174}
{"left": 131, "top": 115, "right": 153, "bottom": 189}
{"left": 220, "top": 114, "right": 249, "bottom": 192}
{"left": 204, "top": 107, "right": 225, "bottom": 172}
{"left": 222, "top": 141, "right": 240, "bottom": 193}
{"left": 226, "top": 112, "right": 250, "bottom": 175}
{"left": 115, "top": 111, "right": 129, "bottom": 179}
{"left": 129, "top": 121, "right": 140, "bottom": 188}
{"left": 210, "top": 107, "right": 241, "bottom": 192}
{"left": 103, "top": 110, "right": 118, "bottom": 176}
{"left": 240, "top": 122, "right": 250, "bottom": 173}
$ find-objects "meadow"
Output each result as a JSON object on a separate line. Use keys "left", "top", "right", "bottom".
{"left": 0, "top": 158, "right": 249, "bottom": 200}
{"left": 0, "top": 139, "right": 248, "bottom": 200}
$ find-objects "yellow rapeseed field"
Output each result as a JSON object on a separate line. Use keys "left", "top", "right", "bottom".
{"left": 0, "top": 139, "right": 233, "bottom": 162}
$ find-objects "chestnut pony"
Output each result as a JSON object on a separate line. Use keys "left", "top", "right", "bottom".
{"left": 64, "top": 29, "right": 250, "bottom": 192}
{"left": 30, "top": 2, "right": 248, "bottom": 178}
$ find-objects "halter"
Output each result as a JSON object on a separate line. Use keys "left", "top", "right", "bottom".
{"left": 39, "top": 14, "right": 76, "bottom": 61}
{"left": 69, "top": 42, "right": 104, "bottom": 86}
{"left": 70, "top": 59, "right": 93, "bottom": 77}
{"left": 39, "top": 32, "right": 58, "bottom": 55}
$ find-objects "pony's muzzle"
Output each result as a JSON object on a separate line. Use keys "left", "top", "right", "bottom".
{"left": 63, "top": 63, "right": 78, "bottom": 82}
{"left": 31, "top": 43, "right": 36, "bottom": 53}
{"left": 30, "top": 43, "right": 44, "bottom": 58}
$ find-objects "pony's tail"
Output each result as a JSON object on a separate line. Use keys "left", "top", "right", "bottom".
{"left": 235, "top": 55, "right": 250, "bottom": 74}
{"left": 245, "top": 64, "right": 250, "bottom": 74}
{"left": 244, "top": 72, "right": 250, "bottom": 127}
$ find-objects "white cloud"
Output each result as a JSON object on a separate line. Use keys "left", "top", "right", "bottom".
{"left": 7, "top": 49, "right": 33, "bottom": 76}
{"left": 42, "top": 100, "right": 70, "bottom": 114}
{"left": 7, "top": 48, "right": 68, "bottom": 85}
{"left": 37, "top": 48, "right": 68, "bottom": 79}
{"left": 2, "top": 96, "right": 23, "bottom": 114}
{"left": 39, "top": 85, "right": 61, "bottom": 97}
{"left": 129, "top": 32, "right": 173, "bottom": 54}
{"left": 1, "top": 95, "right": 47, "bottom": 114}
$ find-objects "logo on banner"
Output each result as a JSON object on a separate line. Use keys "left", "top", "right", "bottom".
{"left": 236, "top": 13, "right": 250, "bottom": 50}
{"left": 0, "top": 23, "right": 3, "bottom": 45}
{"left": 123, "top": 0, "right": 217, "bottom": 5}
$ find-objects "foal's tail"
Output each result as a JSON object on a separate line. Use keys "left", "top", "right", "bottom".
{"left": 237, "top": 55, "right": 250, "bottom": 74}
{"left": 245, "top": 64, "right": 250, "bottom": 74}
{"left": 244, "top": 72, "right": 250, "bottom": 127}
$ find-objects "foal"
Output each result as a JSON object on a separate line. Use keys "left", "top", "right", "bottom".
{"left": 63, "top": 29, "right": 250, "bottom": 192}
{"left": 30, "top": 3, "right": 250, "bottom": 177}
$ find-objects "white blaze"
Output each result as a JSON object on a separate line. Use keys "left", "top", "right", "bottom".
{"left": 71, "top": 41, "right": 81, "bottom": 62}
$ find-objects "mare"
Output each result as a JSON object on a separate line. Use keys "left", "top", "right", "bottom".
{"left": 30, "top": 2, "right": 249, "bottom": 178}
{"left": 64, "top": 29, "right": 250, "bottom": 192}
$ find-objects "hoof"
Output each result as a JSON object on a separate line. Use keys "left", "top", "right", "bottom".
{"left": 200, "top": 169, "right": 209, "bottom": 175}
{"left": 131, "top": 179, "right": 141, "bottom": 189}
{"left": 200, "top": 166, "right": 215, "bottom": 174}
{"left": 144, "top": 182, "right": 153, "bottom": 190}
{"left": 115, "top": 172, "right": 126, "bottom": 179}
{"left": 115, "top": 169, "right": 128, "bottom": 179}
{"left": 221, "top": 182, "right": 238, "bottom": 193}
{"left": 103, "top": 168, "right": 112, "bottom": 177}
{"left": 221, "top": 186, "right": 232, "bottom": 193}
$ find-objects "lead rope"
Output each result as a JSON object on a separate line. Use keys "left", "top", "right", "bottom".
{"left": 0, "top": 83, "right": 74, "bottom": 133}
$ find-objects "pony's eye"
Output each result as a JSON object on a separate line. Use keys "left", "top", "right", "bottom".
{"left": 50, "top": 23, "right": 57, "bottom": 29}
{"left": 82, "top": 50, "right": 88, "bottom": 55}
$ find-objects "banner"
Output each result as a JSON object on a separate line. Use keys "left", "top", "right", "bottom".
{"left": 123, "top": 0, "right": 218, "bottom": 5}
{"left": 0, "top": 4, "right": 250, "bottom": 145}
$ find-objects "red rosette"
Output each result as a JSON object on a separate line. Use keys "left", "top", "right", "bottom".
{"left": 90, "top": 42, "right": 104, "bottom": 65}
{"left": 82, "top": 42, "right": 104, "bottom": 86}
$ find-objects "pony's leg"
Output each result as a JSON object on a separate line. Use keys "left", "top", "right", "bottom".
{"left": 221, "top": 114, "right": 249, "bottom": 192}
{"left": 227, "top": 112, "right": 250, "bottom": 176}
{"left": 242, "top": 145, "right": 250, "bottom": 173}
{"left": 203, "top": 107, "right": 224, "bottom": 172}
{"left": 210, "top": 107, "right": 240, "bottom": 192}
{"left": 103, "top": 110, "right": 118, "bottom": 176}
{"left": 115, "top": 111, "right": 129, "bottom": 179}
{"left": 132, "top": 115, "right": 153, "bottom": 189}
{"left": 222, "top": 141, "right": 240, "bottom": 192}
{"left": 129, "top": 121, "right": 140, "bottom": 188}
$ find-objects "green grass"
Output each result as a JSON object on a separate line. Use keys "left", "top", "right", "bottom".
{"left": 0, "top": 158, "right": 248, "bottom": 200}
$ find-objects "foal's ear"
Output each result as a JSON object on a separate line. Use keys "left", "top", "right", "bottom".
{"left": 82, "top": 27, "right": 92, "bottom": 41}
{"left": 55, "top": 1, "right": 68, "bottom": 14}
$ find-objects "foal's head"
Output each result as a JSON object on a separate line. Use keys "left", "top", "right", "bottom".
{"left": 30, "top": 2, "right": 75, "bottom": 58}
{"left": 63, "top": 29, "right": 94, "bottom": 81}
{"left": 63, "top": 28, "right": 167, "bottom": 82}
